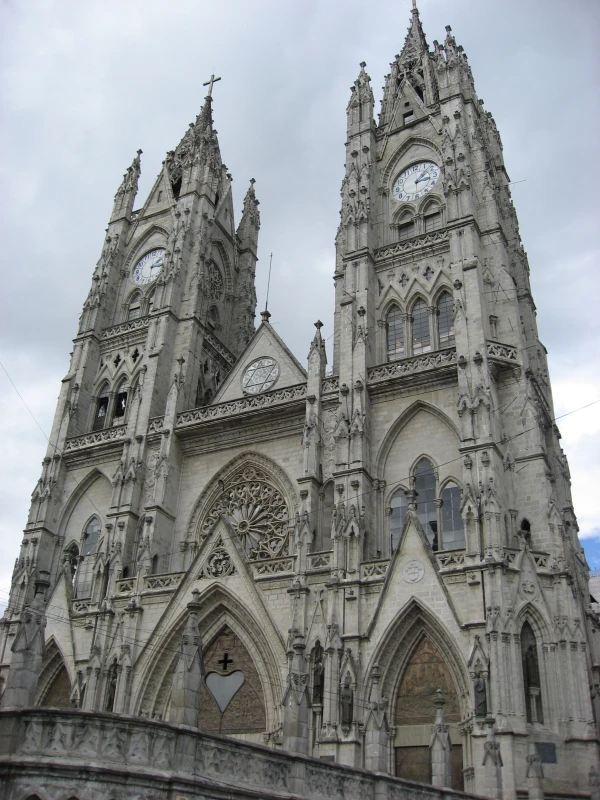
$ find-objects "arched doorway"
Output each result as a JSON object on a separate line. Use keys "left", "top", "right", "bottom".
{"left": 394, "top": 636, "right": 464, "bottom": 789}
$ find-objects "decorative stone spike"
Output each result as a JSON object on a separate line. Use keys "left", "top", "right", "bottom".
{"left": 282, "top": 632, "right": 309, "bottom": 755}
{"left": 168, "top": 590, "right": 204, "bottom": 729}
{"left": 429, "top": 688, "right": 452, "bottom": 788}
{"left": 526, "top": 742, "right": 544, "bottom": 800}
{"left": 482, "top": 715, "right": 503, "bottom": 799}
{"left": 2, "top": 591, "right": 47, "bottom": 708}
{"left": 364, "top": 665, "right": 389, "bottom": 774}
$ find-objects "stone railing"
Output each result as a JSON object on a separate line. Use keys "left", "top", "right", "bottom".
{"left": 143, "top": 572, "right": 185, "bottom": 593}
{"left": 436, "top": 550, "right": 465, "bottom": 570}
{"left": 252, "top": 556, "right": 296, "bottom": 578}
{"left": 361, "top": 559, "right": 390, "bottom": 580}
{"left": 486, "top": 340, "right": 518, "bottom": 364}
{"left": 322, "top": 376, "right": 339, "bottom": 394}
{"left": 71, "top": 599, "right": 96, "bottom": 614}
{"left": 375, "top": 229, "right": 449, "bottom": 261}
{"left": 115, "top": 577, "right": 135, "bottom": 595}
{"left": 0, "top": 708, "right": 479, "bottom": 800}
{"left": 64, "top": 425, "right": 128, "bottom": 453}
{"left": 176, "top": 384, "right": 307, "bottom": 429}
{"left": 101, "top": 317, "right": 150, "bottom": 340}
{"left": 368, "top": 348, "right": 456, "bottom": 384}
{"left": 307, "top": 550, "right": 332, "bottom": 571}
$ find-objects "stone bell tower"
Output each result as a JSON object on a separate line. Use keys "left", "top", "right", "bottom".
{"left": 1, "top": 88, "right": 261, "bottom": 693}
{"left": 320, "top": 2, "right": 596, "bottom": 794}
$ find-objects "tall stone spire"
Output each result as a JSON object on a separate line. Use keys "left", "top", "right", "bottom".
{"left": 165, "top": 93, "right": 222, "bottom": 202}
{"left": 378, "top": 3, "right": 437, "bottom": 128}
{"left": 110, "top": 149, "right": 142, "bottom": 223}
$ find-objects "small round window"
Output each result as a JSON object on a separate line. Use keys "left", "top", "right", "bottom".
{"left": 242, "top": 357, "right": 279, "bottom": 395}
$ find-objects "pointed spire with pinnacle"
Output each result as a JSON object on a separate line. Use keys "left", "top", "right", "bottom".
{"left": 347, "top": 61, "right": 374, "bottom": 133}
{"left": 110, "top": 149, "right": 142, "bottom": 223}
{"left": 237, "top": 177, "right": 261, "bottom": 240}
{"left": 165, "top": 92, "right": 222, "bottom": 200}
{"left": 378, "top": 2, "right": 437, "bottom": 128}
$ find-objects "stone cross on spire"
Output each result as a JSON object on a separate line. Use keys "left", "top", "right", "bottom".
{"left": 202, "top": 74, "right": 221, "bottom": 98}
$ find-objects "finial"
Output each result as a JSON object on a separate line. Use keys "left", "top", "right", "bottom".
{"left": 136, "top": 149, "right": 143, "bottom": 156}
{"left": 412, "top": 0, "right": 417, "bottom": 9}
{"left": 261, "top": 309, "right": 271, "bottom": 323}
{"left": 249, "top": 177, "right": 256, "bottom": 187}
{"left": 314, "top": 320, "right": 323, "bottom": 330}
{"left": 360, "top": 61, "right": 366, "bottom": 69}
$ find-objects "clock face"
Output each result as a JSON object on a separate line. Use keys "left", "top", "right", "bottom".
{"left": 131, "top": 248, "right": 165, "bottom": 286}
{"left": 242, "top": 357, "right": 279, "bottom": 395}
{"left": 393, "top": 161, "right": 440, "bottom": 203}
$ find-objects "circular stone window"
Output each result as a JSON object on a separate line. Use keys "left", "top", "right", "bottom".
{"left": 242, "top": 357, "right": 279, "bottom": 395}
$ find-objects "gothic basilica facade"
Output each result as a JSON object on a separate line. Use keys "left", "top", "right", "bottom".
{"left": 1, "top": 6, "right": 597, "bottom": 800}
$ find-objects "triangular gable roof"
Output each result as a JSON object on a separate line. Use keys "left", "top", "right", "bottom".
{"left": 212, "top": 321, "right": 307, "bottom": 404}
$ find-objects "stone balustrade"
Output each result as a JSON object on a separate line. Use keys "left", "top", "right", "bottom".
{"left": 0, "top": 708, "right": 479, "bottom": 800}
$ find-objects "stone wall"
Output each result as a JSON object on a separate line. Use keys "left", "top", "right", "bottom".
{"left": 0, "top": 708, "right": 480, "bottom": 800}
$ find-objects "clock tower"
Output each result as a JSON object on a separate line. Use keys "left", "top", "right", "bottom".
{"left": 10, "top": 90, "right": 260, "bottom": 614}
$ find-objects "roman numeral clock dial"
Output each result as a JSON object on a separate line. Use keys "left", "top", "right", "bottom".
{"left": 393, "top": 161, "right": 439, "bottom": 202}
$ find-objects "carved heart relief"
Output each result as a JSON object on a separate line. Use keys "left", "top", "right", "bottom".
{"left": 205, "top": 670, "right": 245, "bottom": 712}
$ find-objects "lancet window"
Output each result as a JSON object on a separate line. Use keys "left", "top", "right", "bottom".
{"left": 411, "top": 299, "right": 431, "bottom": 355}
{"left": 386, "top": 305, "right": 405, "bottom": 362}
{"left": 437, "top": 292, "right": 455, "bottom": 346}
{"left": 423, "top": 204, "right": 443, "bottom": 233}
{"left": 75, "top": 517, "right": 100, "bottom": 598}
{"left": 112, "top": 379, "right": 128, "bottom": 423}
{"left": 521, "top": 621, "right": 543, "bottom": 723}
{"left": 316, "top": 481, "right": 334, "bottom": 552}
{"left": 397, "top": 212, "right": 415, "bottom": 241}
{"left": 391, "top": 459, "right": 465, "bottom": 552}
{"left": 390, "top": 488, "right": 408, "bottom": 552}
{"left": 127, "top": 292, "right": 142, "bottom": 320}
{"left": 93, "top": 384, "right": 110, "bottom": 431}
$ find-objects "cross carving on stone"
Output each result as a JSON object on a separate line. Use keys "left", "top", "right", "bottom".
{"left": 203, "top": 74, "right": 222, "bottom": 98}
{"left": 218, "top": 652, "right": 233, "bottom": 671}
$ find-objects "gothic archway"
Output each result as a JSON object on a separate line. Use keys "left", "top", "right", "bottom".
{"left": 135, "top": 584, "right": 281, "bottom": 734}
{"left": 367, "top": 599, "right": 469, "bottom": 789}
{"left": 35, "top": 638, "right": 72, "bottom": 708}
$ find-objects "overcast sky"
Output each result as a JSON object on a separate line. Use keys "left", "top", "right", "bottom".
{"left": 1, "top": 0, "right": 599, "bottom": 609}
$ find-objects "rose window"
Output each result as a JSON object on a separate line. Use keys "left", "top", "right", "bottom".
{"left": 242, "top": 357, "right": 279, "bottom": 395}
{"left": 202, "top": 467, "right": 289, "bottom": 560}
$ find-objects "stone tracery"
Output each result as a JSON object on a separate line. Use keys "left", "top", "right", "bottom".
{"left": 201, "top": 466, "right": 290, "bottom": 560}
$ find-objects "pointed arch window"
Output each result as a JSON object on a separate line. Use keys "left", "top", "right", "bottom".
{"left": 386, "top": 305, "right": 405, "bottom": 362}
{"left": 440, "top": 483, "right": 465, "bottom": 550}
{"left": 93, "top": 384, "right": 110, "bottom": 431}
{"left": 208, "top": 305, "right": 220, "bottom": 330}
{"left": 147, "top": 288, "right": 155, "bottom": 315}
{"left": 424, "top": 205, "right": 443, "bottom": 233}
{"left": 411, "top": 299, "right": 431, "bottom": 355}
{"left": 390, "top": 488, "right": 408, "bottom": 552}
{"left": 397, "top": 212, "right": 415, "bottom": 241}
{"left": 127, "top": 292, "right": 142, "bottom": 321}
{"left": 437, "top": 292, "right": 455, "bottom": 346}
{"left": 414, "top": 458, "right": 438, "bottom": 549}
{"left": 112, "top": 379, "right": 128, "bottom": 423}
{"left": 521, "top": 621, "right": 543, "bottom": 723}
{"left": 65, "top": 543, "right": 79, "bottom": 586}
{"left": 317, "top": 481, "right": 334, "bottom": 552}
{"left": 76, "top": 517, "right": 100, "bottom": 598}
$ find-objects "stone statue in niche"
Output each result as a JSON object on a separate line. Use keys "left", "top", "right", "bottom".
{"left": 524, "top": 645, "right": 540, "bottom": 688}
{"left": 313, "top": 642, "right": 325, "bottom": 704}
{"left": 474, "top": 672, "right": 487, "bottom": 716}
{"left": 341, "top": 676, "right": 353, "bottom": 725}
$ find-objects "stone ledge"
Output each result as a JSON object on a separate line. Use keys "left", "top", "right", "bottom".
{"left": 0, "top": 708, "right": 482, "bottom": 800}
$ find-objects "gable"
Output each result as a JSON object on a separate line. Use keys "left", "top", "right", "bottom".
{"left": 213, "top": 322, "right": 306, "bottom": 404}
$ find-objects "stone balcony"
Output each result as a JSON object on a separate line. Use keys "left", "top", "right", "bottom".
{"left": 0, "top": 708, "right": 479, "bottom": 800}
